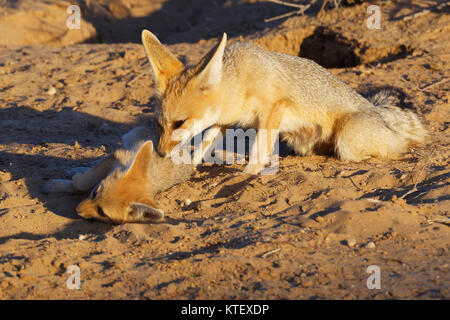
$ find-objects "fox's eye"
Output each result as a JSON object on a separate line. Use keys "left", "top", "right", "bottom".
{"left": 173, "top": 120, "right": 185, "bottom": 129}
{"left": 97, "top": 206, "right": 107, "bottom": 218}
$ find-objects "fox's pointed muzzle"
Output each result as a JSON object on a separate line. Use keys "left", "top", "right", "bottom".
{"left": 157, "top": 149, "right": 166, "bottom": 158}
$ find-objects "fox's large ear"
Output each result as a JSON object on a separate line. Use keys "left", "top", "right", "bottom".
{"left": 194, "top": 33, "right": 227, "bottom": 92}
{"left": 141, "top": 30, "right": 184, "bottom": 93}
{"left": 126, "top": 141, "right": 154, "bottom": 178}
{"left": 131, "top": 202, "right": 164, "bottom": 222}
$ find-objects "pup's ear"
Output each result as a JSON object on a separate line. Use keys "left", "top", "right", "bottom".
{"left": 130, "top": 202, "right": 164, "bottom": 222}
{"left": 142, "top": 30, "right": 185, "bottom": 93}
{"left": 126, "top": 141, "right": 154, "bottom": 179}
{"left": 193, "top": 33, "right": 227, "bottom": 92}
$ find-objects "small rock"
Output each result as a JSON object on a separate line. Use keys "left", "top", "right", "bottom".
{"left": 314, "top": 216, "right": 324, "bottom": 223}
{"left": 183, "top": 198, "right": 192, "bottom": 207}
{"left": 0, "top": 171, "right": 12, "bottom": 182}
{"left": 365, "top": 241, "right": 376, "bottom": 249}
{"left": 78, "top": 234, "right": 86, "bottom": 241}
{"left": 345, "top": 238, "right": 356, "bottom": 247}
{"left": 47, "top": 86, "right": 56, "bottom": 95}
{"left": 55, "top": 82, "right": 64, "bottom": 89}
{"left": 166, "top": 283, "right": 177, "bottom": 294}
{"left": 301, "top": 278, "right": 314, "bottom": 288}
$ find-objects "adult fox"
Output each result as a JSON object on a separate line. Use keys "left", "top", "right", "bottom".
{"left": 142, "top": 30, "right": 426, "bottom": 174}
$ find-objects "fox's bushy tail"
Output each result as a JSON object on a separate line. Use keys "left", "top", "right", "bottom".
{"left": 335, "top": 90, "right": 427, "bottom": 161}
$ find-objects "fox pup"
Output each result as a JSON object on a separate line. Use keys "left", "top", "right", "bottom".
{"left": 44, "top": 127, "right": 193, "bottom": 224}
{"left": 141, "top": 30, "right": 427, "bottom": 174}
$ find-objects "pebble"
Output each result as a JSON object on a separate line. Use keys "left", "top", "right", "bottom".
{"left": 0, "top": 171, "right": 12, "bottom": 182}
{"left": 78, "top": 234, "right": 86, "bottom": 241}
{"left": 301, "top": 278, "right": 314, "bottom": 288}
{"left": 314, "top": 216, "right": 324, "bottom": 223}
{"left": 345, "top": 238, "right": 356, "bottom": 247}
{"left": 47, "top": 86, "right": 56, "bottom": 95}
{"left": 365, "top": 241, "right": 376, "bottom": 249}
{"left": 183, "top": 198, "right": 192, "bottom": 207}
{"left": 55, "top": 82, "right": 64, "bottom": 89}
{"left": 166, "top": 283, "right": 177, "bottom": 294}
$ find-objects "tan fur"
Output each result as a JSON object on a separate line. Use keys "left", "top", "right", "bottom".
{"left": 142, "top": 30, "right": 427, "bottom": 174}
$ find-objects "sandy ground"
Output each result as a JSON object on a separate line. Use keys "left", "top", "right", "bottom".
{"left": 0, "top": 0, "right": 449, "bottom": 299}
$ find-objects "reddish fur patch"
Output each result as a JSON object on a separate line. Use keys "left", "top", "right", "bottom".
{"left": 296, "top": 124, "right": 323, "bottom": 144}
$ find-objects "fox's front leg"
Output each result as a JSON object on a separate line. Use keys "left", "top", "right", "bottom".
{"left": 244, "top": 100, "right": 286, "bottom": 175}
{"left": 192, "top": 126, "right": 226, "bottom": 165}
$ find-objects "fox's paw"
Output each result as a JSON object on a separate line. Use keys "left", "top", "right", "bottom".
{"left": 43, "top": 179, "right": 76, "bottom": 194}
{"left": 72, "top": 172, "right": 96, "bottom": 192}
{"left": 66, "top": 167, "right": 90, "bottom": 177}
{"left": 243, "top": 163, "right": 264, "bottom": 175}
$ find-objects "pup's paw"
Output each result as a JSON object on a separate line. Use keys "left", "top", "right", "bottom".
{"left": 66, "top": 167, "right": 90, "bottom": 177}
{"left": 43, "top": 179, "right": 76, "bottom": 194}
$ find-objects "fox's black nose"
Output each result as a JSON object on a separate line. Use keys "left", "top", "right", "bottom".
{"left": 157, "top": 149, "right": 166, "bottom": 157}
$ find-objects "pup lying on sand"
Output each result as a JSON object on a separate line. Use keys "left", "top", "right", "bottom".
{"left": 44, "top": 126, "right": 193, "bottom": 224}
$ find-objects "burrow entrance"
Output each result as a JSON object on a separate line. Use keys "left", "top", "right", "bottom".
{"left": 257, "top": 26, "right": 413, "bottom": 69}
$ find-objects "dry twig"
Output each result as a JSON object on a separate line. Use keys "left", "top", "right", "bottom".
{"left": 420, "top": 77, "right": 450, "bottom": 91}
{"left": 400, "top": 147, "right": 436, "bottom": 199}
{"left": 261, "top": 247, "right": 281, "bottom": 258}
{"left": 401, "top": 2, "right": 450, "bottom": 21}
{"left": 264, "top": 0, "right": 319, "bottom": 22}
{"left": 317, "top": 0, "right": 329, "bottom": 16}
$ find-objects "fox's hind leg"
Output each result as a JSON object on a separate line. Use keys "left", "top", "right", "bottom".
{"left": 282, "top": 131, "right": 315, "bottom": 156}
{"left": 282, "top": 124, "right": 325, "bottom": 157}
{"left": 43, "top": 179, "right": 78, "bottom": 194}
{"left": 71, "top": 156, "right": 115, "bottom": 191}
{"left": 244, "top": 100, "right": 287, "bottom": 174}
{"left": 43, "top": 156, "right": 115, "bottom": 194}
